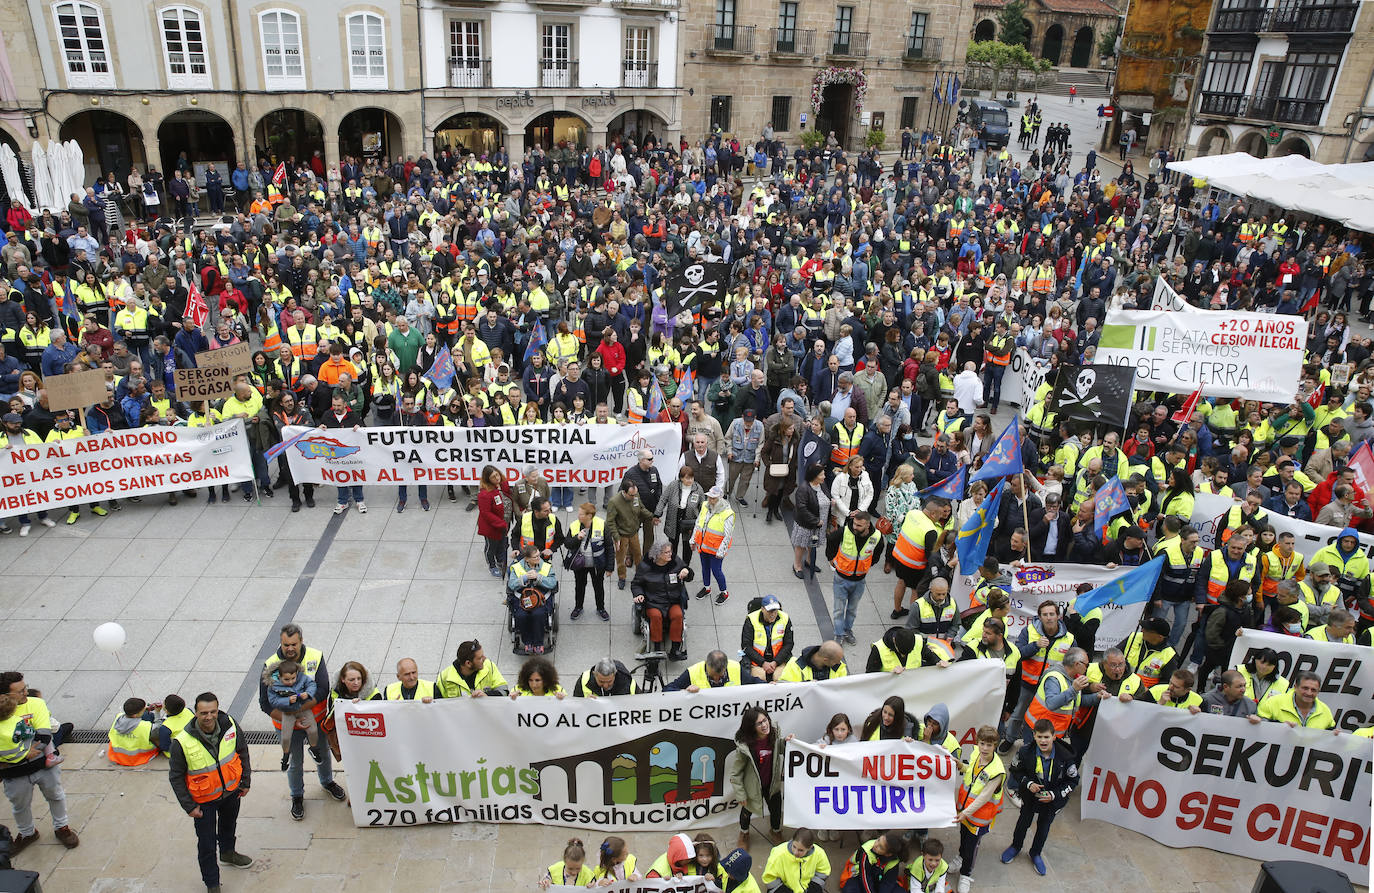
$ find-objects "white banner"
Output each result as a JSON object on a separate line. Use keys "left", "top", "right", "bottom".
{"left": 781, "top": 739, "right": 959, "bottom": 830}
{"left": 0, "top": 420, "right": 253, "bottom": 519}
{"left": 1189, "top": 492, "right": 1374, "bottom": 561}
{"left": 1081, "top": 699, "right": 1371, "bottom": 884}
{"left": 549, "top": 881, "right": 712, "bottom": 893}
{"left": 1003, "top": 348, "right": 1052, "bottom": 409}
{"left": 281, "top": 422, "right": 683, "bottom": 487}
{"left": 952, "top": 563, "right": 1146, "bottom": 652}
{"left": 336, "top": 664, "right": 1006, "bottom": 830}
{"left": 1151, "top": 277, "right": 1194, "bottom": 312}
{"left": 1097, "top": 307, "right": 1307, "bottom": 402}
{"left": 1229, "top": 629, "right": 1374, "bottom": 730}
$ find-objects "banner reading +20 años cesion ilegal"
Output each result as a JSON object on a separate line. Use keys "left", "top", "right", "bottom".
{"left": 336, "top": 662, "right": 1006, "bottom": 831}
{"left": 280, "top": 422, "right": 683, "bottom": 487}
{"left": 1081, "top": 698, "right": 1371, "bottom": 885}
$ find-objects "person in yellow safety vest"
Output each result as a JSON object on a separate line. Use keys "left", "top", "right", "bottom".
{"left": 1205, "top": 535, "right": 1259, "bottom": 606}
{"left": 107, "top": 697, "right": 160, "bottom": 766}
{"left": 907, "top": 837, "right": 950, "bottom": 893}
{"left": 1259, "top": 531, "right": 1305, "bottom": 603}
{"left": 436, "top": 640, "right": 509, "bottom": 698}
{"left": 283, "top": 311, "right": 319, "bottom": 361}
{"left": 1022, "top": 647, "right": 1101, "bottom": 741}
{"left": 1219, "top": 490, "right": 1269, "bottom": 545}
{"left": 645, "top": 833, "right": 697, "bottom": 879}
{"left": 981, "top": 320, "right": 1013, "bottom": 412}
{"left": 1072, "top": 647, "right": 1142, "bottom": 740}
{"left": 1127, "top": 668, "right": 1204, "bottom": 712}
{"left": 935, "top": 398, "right": 966, "bottom": 436}
{"left": 865, "top": 626, "right": 950, "bottom": 673}
{"left": 168, "top": 693, "right": 251, "bottom": 888}
{"left": 666, "top": 649, "right": 749, "bottom": 692}
{"left": 1116, "top": 617, "right": 1178, "bottom": 689}
{"left": 778, "top": 641, "right": 848, "bottom": 682}
{"left": 692, "top": 488, "right": 736, "bottom": 604}
{"left": 829, "top": 409, "right": 864, "bottom": 468}
{"left": 541, "top": 839, "right": 595, "bottom": 888}
{"left": 912, "top": 575, "right": 960, "bottom": 639}
{"left": 962, "top": 588, "right": 1012, "bottom": 645}
{"left": 1257, "top": 671, "right": 1335, "bottom": 729}
{"left": 1309, "top": 527, "right": 1373, "bottom": 626}
{"left": 891, "top": 497, "right": 952, "bottom": 617}
{"left": 156, "top": 694, "right": 193, "bottom": 755}
{"left": 954, "top": 726, "right": 1006, "bottom": 890}
{"left": 1004, "top": 600, "right": 1077, "bottom": 747}
{"left": 1269, "top": 579, "right": 1311, "bottom": 631}
{"left": 372, "top": 658, "right": 441, "bottom": 702}
{"left": 762, "top": 829, "right": 831, "bottom": 893}
{"left": 1298, "top": 561, "right": 1344, "bottom": 625}
{"left": 826, "top": 510, "right": 884, "bottom": 643}
{"left": 1306, "top": 608, "right": 1358, "bottom": 644}
{"left": 257, "top": 623, "right": 346, "bottom": 813}
{"left": 741, "top": 595, "right": 794, "bottom": 680}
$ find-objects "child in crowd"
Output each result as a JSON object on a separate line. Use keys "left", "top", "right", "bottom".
{"left": 814, "top": 712, "right": 853, "bottom": 841}
{"left": 265, "top": 659, "right": 322, "bottom": 769}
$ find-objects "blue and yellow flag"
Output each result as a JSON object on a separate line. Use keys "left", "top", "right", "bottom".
{"left": 957, "top": 479, "right": 1005, "bottom": 570}
{"left": 919, "top": 466, "right": 967, "bottom": 501}
{"left": 969, "top": 416, "right": 1023, "bottom": 483}
{"left": 1075, "top": 556, "right": 1166, "bottom": 614}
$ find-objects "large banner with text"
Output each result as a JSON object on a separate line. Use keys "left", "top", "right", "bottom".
{"left": 0, "top": 420, "right": 252, "bottom": 519}
{"left": 1229, "top": 629, "right": 1374, "bottom": 730}
{"left": 951, "top": 563, "right": 1146, "bottom": 652}
{"left": 1097, "top": 307, "right": 1306, "bottom": 402}
{"left": 336, "top": 663, "right": 1005, "bottom": 830}
{"left": 1081, "top": 699, "right": 1370, "bottom": 884}
{"left": 1189, "top": 492, "right": 1374, "bottom": 560}
{"left": 781, "top": 739, "right": 959, "bottom": 830}
{"left": 282, "top": 422, "right": 683, "bottom": 487}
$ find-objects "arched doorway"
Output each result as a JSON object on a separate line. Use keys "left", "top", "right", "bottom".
{"left": 974, "top": 19, "right": 996, "bottom": 42}
{"left": 433, "top": 112, "right": 504, "bottom": 158}
{"left": 1198, "top": 126, "right": 1230, "bottom": 156}
{"left": 253, "top": 109, "right": 325, "bottom": 169}
{"left": 607, "top": 110, "right": 668, "bottom": 149}
{"left": 1275, "top": 136, "right": 1311, "bottom": 158}
{"left": 525, "top": 112, "right": 588, "bottom": 152}
{"left": 1069, "top": 27, "right": 1094, "bottom": 68}
{"left": 59, "top": 110, "right": 147, "bottom": 182}
{"left": 1041, "top": 24, "right": 1064, "bottom": 64}
{"left": 1237, "top": 131, "right": 1269, "bottom": 159}
{"left": 339, "top": 107, "right": 403, "bottom": 163}
{"left": 157, "top": 110, "right": 235, "bottom": 182}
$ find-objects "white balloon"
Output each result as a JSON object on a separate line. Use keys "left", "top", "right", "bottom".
{"left": 92, "top": 622, "right": 127, "bottom": 655}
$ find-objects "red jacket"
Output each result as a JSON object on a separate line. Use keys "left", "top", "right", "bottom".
{"left": 219, "top": 287, "right": 248, "bottom": 317}
{"left": 595, "top": 341, "right": 626, "bottom": 376}
{"left": 477, "top": 484, "right": 510, "bottom": 539}
{"left": 6, "top": 206, "right": 32, "bottom": 233}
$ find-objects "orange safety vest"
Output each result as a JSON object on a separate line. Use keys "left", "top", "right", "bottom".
{"left": 286, "top": 324, "right": 319, "bottom": 361}
{"left": 1019, "top": 628, "right": 1074, "bottom": 687}
{"left": 176, "top": 718, "right": 244, "bottom": 804}
{"left": 830, "top": 422, "right": 864, "bottom": 465}
{"left": 1023, "top": 668, "right": 1078, "bottom": 736}
{"left": 1260, "top": 548, "right": 1301, "bottom": 597}
{"left": 834, "top": 525, "right": 880, "bottom": 576}
{"left": 892, "top": 510, "right": 939, "bottom": 570}
{"left": 955, "top": 754, "right": 1005, "bottom": 831}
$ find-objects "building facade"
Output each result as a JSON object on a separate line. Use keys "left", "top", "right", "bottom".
{"left": 676, "top": 0, "right": 972, "bottom": 149}
{"left": 1108, "top": 0, "right": 1208, "bottom": 155}
{"left": 1188, "top": 0, "right": 1374, "bottom": 163}
{"left": 419, "top": 0, "right": 682, "bottom": 158}
{"left": 971, "top": 0, "right": 1121, "bottom": 71}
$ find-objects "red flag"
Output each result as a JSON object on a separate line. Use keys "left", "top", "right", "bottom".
{"left": 1301, "top": 287, "right": 1322, "bottom": 314}
{"left": 1306, "top": 382, "right": 1325, "bottom": 409}
{"left": 272, "top": 162, "right": 287, "bottom": 186}
{"left": 187, "top": 281, "right": 210, "bottom": 328}
{"left": 1171, "top": 386, "right": 1203, "bottom": 423}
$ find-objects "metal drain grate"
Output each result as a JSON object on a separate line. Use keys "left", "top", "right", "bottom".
{"left": 66, "top": 729, "right": 283, "bottom": 745}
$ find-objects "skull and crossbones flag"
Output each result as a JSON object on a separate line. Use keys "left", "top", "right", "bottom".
{"left": 663, "top": 261, "right": 732, "bottom": 317}
{"left": 1050, "top": 364, "right": 1136, "bottom": 429}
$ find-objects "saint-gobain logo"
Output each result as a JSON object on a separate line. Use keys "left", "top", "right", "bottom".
{"left": 345, "top": 714, "right": 386, "bottom": 737}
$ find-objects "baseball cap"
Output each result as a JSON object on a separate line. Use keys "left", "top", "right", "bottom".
{"left": 707, "top": 486, "right": 723, "bottom": 498}
{"left": 743, "top": 409, "right": 756, "bottom": 420}
{"left": 761, "top": 595, "right": 781, "bottom": 611}
{"left": 721, "top": 849, "right": 752, "bottom": 881}
{"left": 1, "top": 412, "right": 20, "bottom": 424}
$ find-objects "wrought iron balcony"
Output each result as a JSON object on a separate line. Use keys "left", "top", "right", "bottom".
{"left": 447, "top": 57, "right": 490, "bottom": 88}
{"left": 769, "top": 27, "right": 815, "bottom": 54}
{"left": 1198, "top": 91, "right": 1326, "bottom": 125}
{"left": 826, "top": 30, "right": 869, "bottom": 57}
{"left": 539, "top": 59, "right": 578, "bottom": 88}
{"left": 622, "top": 61, "right": 658, "bottom": 88}
{"left": 1268, "top": 2, "right": 1357, "bottom": 32}
{"left": 904, "top": 35, "right": 943, "bottom": 61}
{"left": 1211, "top": 4, "right": 1267, "bottom": 32}
{"left": 710, "top": 24, "right": 755, "bottom": 53}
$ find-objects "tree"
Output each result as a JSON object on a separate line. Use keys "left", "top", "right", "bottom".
{"left": 998, "top": 0, "right": 1030, "bottom": 49}
{"left": 967, "top": 40, "right": 1047, "bottom": 98}
{"left": 1097, "top": 22, "right": 1121, "bottom": 60}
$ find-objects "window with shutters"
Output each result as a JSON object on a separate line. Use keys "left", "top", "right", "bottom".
{"left": 259, "top": 9, "right": 305, "bottom": 90}
{"left": 160, "top": 6, "right": 210, "bottom": 89}
{"left": 623, "top": 26, "right": 652, "bottom": 87}
{"left": 448, "top": 20, "right": 484, "bottom": 88}
{"left": 53, "top": 2, "right": 114, "bottom": 88}
{"left": 347, "top": 12, "right": 387, "bottom": 89}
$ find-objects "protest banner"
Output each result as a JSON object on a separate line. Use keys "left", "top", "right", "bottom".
{"left": 282, "top": 422, "right": 683, "bottom": 487}
{"left": 1190, "top": 492, "right": 1374, "bottom": 560}
{"left": 173, "top": 365, "right": 235, "bottom": 401}
{"left": 336, "top": 662, "right": 1005, "bottom": 830}
{"left": 781, "top": 739, "right": 959, "bottom": 830}
{"left": 1097, "top": 307, "right": 1306, "bottom": 402}
{"left": 44, "top": 368, "right": 108, "bottom": 412}
{"left": 1003, "top": 348, "right": 1051, "bottom": 409}
{"left": 951, "top": 563, "right": 1145, "bottom": 651}
{"left": 0, "top": 420, "right": 253, "bottom": 519}
{"left": 1229, "top": 629, "right": 1374, "bottom": 730}
{"left": 549, "top": 881, "right": 712, "bottom": 893}
{"left": 1081, "top": 699, "right": 1371, "bottom": 884}
{"left": 196, "top": 342, "right": 252, "bottom": 375}
{"left": 1150, "top": 277, "right": 1193, "bottom": 312}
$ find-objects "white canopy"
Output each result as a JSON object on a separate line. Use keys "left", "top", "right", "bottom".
{"left": 1167, "top": 153, "right": 1374, "bottom": 233}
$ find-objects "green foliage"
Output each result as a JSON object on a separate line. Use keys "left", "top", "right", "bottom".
{"left": 997, "top": 0, "right": 1030, "bottom": 48}
{"left": 865, "top": 129, "right": 886, "bottom": 149}
{"left": 1097, "top": 22, "right": 1121, "bottom": 59}
{"left": 800, "top": 129, "right": 826, "bottom": 149}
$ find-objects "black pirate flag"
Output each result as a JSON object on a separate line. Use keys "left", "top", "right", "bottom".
{"left": 1049, "top": 364, "right": 1136, "bottom": 429}
{"left": 664, "top": 261, "right": 731, "bottom": 317}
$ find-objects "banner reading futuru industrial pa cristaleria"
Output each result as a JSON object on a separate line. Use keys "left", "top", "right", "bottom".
{"left": 280, "top": 422, "right": 682, "bottom": 487}
{"left": 336, "top": 663, "right": 1005, "bottom": 831}
{"left": 1096, "top": 307, "right": 1306, "bottom": 402}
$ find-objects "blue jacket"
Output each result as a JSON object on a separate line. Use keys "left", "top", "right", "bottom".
{"left": 40, "top": 341, "right": 79, "bottom": 378}
{"left": 174, "top": 329, "right": 210, "bottom": 362}
{"left": 231, "top": 167, "right": 250, "bottom": 192}
{"left": 0, "top": 352, "right": 21, "bottom": 394}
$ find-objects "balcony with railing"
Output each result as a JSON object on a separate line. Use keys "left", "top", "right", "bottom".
{"left": 447, "top": 58, "right": 491, "bottom": 88}
{"left": 709, "top": 24, "right": 755, "bottom": 53}
{"left": 622, "top": 61, "right": 658, "bottom": 88}
{"left": 903, "top": 35, "right": 943, "bottom": 62}
{"left": 1211, "top": 3, "right": 1267, "bottom": 32}
{"left": 1267, "top": 2, "right": 1358, "bottom": 32}
{"left": 769, "top": 27, "right": 815, "bottom": 54}
{"left": 826, "top": 30, "right": 869, "bottom": 56}
{"left": 1198, "top": 91, "right": 1326, "bottom": 125}
{"left": 611, "top": 0, "right": 679, "bottom": 7}
{"left": 539, "top": 59, "right": 578, "bottom": 88}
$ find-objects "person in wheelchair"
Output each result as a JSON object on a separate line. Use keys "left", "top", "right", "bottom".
{"left": 508, "top": 544, "right": 558, "bottom": 655}
{"left": 631, "top": 541, "right": 694, "bottom": 662}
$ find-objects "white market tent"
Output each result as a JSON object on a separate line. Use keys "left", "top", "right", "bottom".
{"left": 1166, "top": 152, "right": 1374, "bottom": 234}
